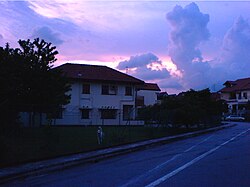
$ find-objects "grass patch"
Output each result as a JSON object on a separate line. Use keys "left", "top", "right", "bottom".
{"left": 0, "top": 125, "right": 214, "bottom": 168}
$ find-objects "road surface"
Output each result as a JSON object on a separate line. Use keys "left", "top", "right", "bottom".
{"left": 3, "top": 122, "right": 250, "bottom": 187}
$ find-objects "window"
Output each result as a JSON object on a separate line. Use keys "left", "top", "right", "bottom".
{"left": 125, "top": 86, "right": 132, "bottom": 96}
{"left": 102, "top": 85, "right": 117, "bottom": 95}
{"left": 100, "top": 109, "right": 117, "bottom": 119}
{"left": 102, "top": 85, "right": 109, "bottom": 95}
{"left": 109, "top": 85, "right": 117, "bottom": 95}
{"left": 81, "top": 109, "right": 90, "bottom": 119}
{"left": 123, "top": 105, "right": 133, "bottom": 120}
{"left": 229, "top": 93, "right": 236, "bottom": 99}
{"left": 243, "top": 92, "right": 248, "bottom": 99}
{"left": 82, "top": 84, "right": 90, "bottom": 94}
{"left": 237, "top": 93, "right": 241, "bottom": 99}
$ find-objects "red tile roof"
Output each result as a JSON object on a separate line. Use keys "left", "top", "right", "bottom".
{"left": 220, "top": 77, "right": 250, "bottom": 92}
{"left": 211, "top": 92, "right": 221, "bottom": 101}
{"left": 56, "top": 63, "right": 144, "bottom": 84}
{"left": 137, "top": 83, "right": 161, "bottom": 91}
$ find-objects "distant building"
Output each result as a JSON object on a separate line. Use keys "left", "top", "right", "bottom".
{"left": 156, "top": 92, "right": 168, "bottom": 101}
{"left": 219, "top": 77, "right": 250, "bottom": 115}
{"left": 210, "top": 92, "right": 221, "bottom": 101}
{"left": 156, "top": 92, "right": 178, "bottom": 103}
{"left": 136, "top": 83, "right": 161, "bottom": 107}
{"left": 49, "top": 63, "right": 160, "bottom": 126}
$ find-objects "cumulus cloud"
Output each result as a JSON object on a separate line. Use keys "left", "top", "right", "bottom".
{"left": 165, "top": 2, "right": 250, "bottom": 91}
{"left": 165, "top": 2, "right": 220, "bottom": 90}
{"left": 158, "top": 77, "right": 184, "bottom": 90}
{"left": 219, "top": 16, "right": 250, "bottom": 79}
{"left": 117, "top": 53, "right": 170, "bottom": 81}
{"left": 167, "top": 2, "right": 210, "bottom": 72}
{"left": 133, "top": 66, "right": 170, "bottom": 80}
{"left": 116, "top": 31, "right": 213, "bottom": 91}
{"left": 32, "top": 26, "right": 64, "bottom": 45}
{"left": 117, "top": 53, "right": 160, "bottom": 69}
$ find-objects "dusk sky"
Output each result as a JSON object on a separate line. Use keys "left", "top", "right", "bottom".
{"left": 1, "top": 0, "right": 250, "bottom": 93}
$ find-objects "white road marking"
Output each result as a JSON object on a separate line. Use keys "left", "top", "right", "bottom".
{"left": 119, "top": 135, "right": 214, "bottom": 187}
{"left": 145, "top": 128, "right": 250, "bottom": 187}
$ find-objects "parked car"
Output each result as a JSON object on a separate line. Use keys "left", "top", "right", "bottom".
{"left": 225, "top": 115, "right": 245, "bottom": 121}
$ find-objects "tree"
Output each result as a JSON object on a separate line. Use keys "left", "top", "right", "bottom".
{"left": 138, "top": 88, "right": 225, "bottom": 128}
{"left": 0, "top": 38, "right": 71, "bottom": 128}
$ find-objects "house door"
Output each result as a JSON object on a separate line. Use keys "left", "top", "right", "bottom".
{"left": 123, "top": 105, "right": 133, "bottom": 120}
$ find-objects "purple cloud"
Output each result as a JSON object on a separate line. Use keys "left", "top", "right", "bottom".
{"left": 158, "top": 77, "right": 184, "bottom": 90}
{"left": 166, "top": 3, "right": 250, "bottom": 91}
{"left": 165, "top": 2, "right": 220, "bottom": 90}
{"left": 32, "top": 26, "right": 64, "bottom": 45}
{"left": 219, "top": 16, "right": 250, "bottom": 79}
{"left": 166, "top": 2, "right": 210, "bottom": 72}
{"left": 117, "top": 53, "right": 170, "bottom": 81}
{"left": 132, "top": 66, "right": 170, "bottom": 80}
{"left": 117, "top": 53, "right": 160, "bottom": 69}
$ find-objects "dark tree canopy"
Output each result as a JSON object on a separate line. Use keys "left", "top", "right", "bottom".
{"left": 139, "top": 88, "right": 227, "bottom": 128}
{"left": 0, "top": 38, "right": 71, "bottom": 127}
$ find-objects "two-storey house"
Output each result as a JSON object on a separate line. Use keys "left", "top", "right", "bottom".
{"left": 54, "top": 63, "right": 160, "bottom": 125}
{"left": 220, "top": 78, "right": 250, "bottom": 115}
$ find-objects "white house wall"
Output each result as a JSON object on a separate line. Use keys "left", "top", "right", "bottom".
{"left": 137, "top": 90, "right": 159, "bottom": 106}
{"left": 221, "top": 90, "right": 250, "bottom": 115}
{"left": 55, "top": 82, "right": 144, "bottom": 125}
{"left": 221, "top": 90, "right": 250, "bottom": 102}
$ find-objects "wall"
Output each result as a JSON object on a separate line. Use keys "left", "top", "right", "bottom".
{"left": 137, "top": 90, "right": 159, "bottom": 106}
{"left": 55, "top": 81, "right": 144, "bottom": 125}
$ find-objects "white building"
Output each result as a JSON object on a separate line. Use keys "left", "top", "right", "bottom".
{"left": 220, "top": 78, "right": 250, "bottom": 115}
{"left": 53, "top": 63, "right": 160, "bottom": 125}
{"left": 136, "top": 83, "right": 161, "bottom": 107}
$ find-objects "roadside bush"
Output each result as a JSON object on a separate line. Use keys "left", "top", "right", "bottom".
{"left": 139, "top": 88, "right": 225, "bottom": 128}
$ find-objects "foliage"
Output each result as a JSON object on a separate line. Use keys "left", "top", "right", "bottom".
{"left": 139, "top": 88, "right": 225, "bottom": 128}
{"left": 0, "top": 38, "right": 71, "bottom": 128}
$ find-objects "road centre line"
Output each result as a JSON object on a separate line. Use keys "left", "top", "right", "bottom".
{"left": 120, "top": 135, "right": 214, "bottom": 187}
{"left": 145, "top": 128, "right": 250, "bottom": 187}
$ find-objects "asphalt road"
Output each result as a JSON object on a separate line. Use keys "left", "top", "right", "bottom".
{"left": 3, "top": 122, "right": 250, "bottom": 187}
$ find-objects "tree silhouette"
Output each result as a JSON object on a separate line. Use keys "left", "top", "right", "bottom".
{"left": 139, "top": 88, "right": 224, "bottom": 128}
{"left": 0, "top": 38, "right": 71, "bottom": 128}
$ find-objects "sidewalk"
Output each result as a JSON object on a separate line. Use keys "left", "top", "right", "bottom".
{"left": 0, "top": 123, "right": 234, "bottom": 184}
